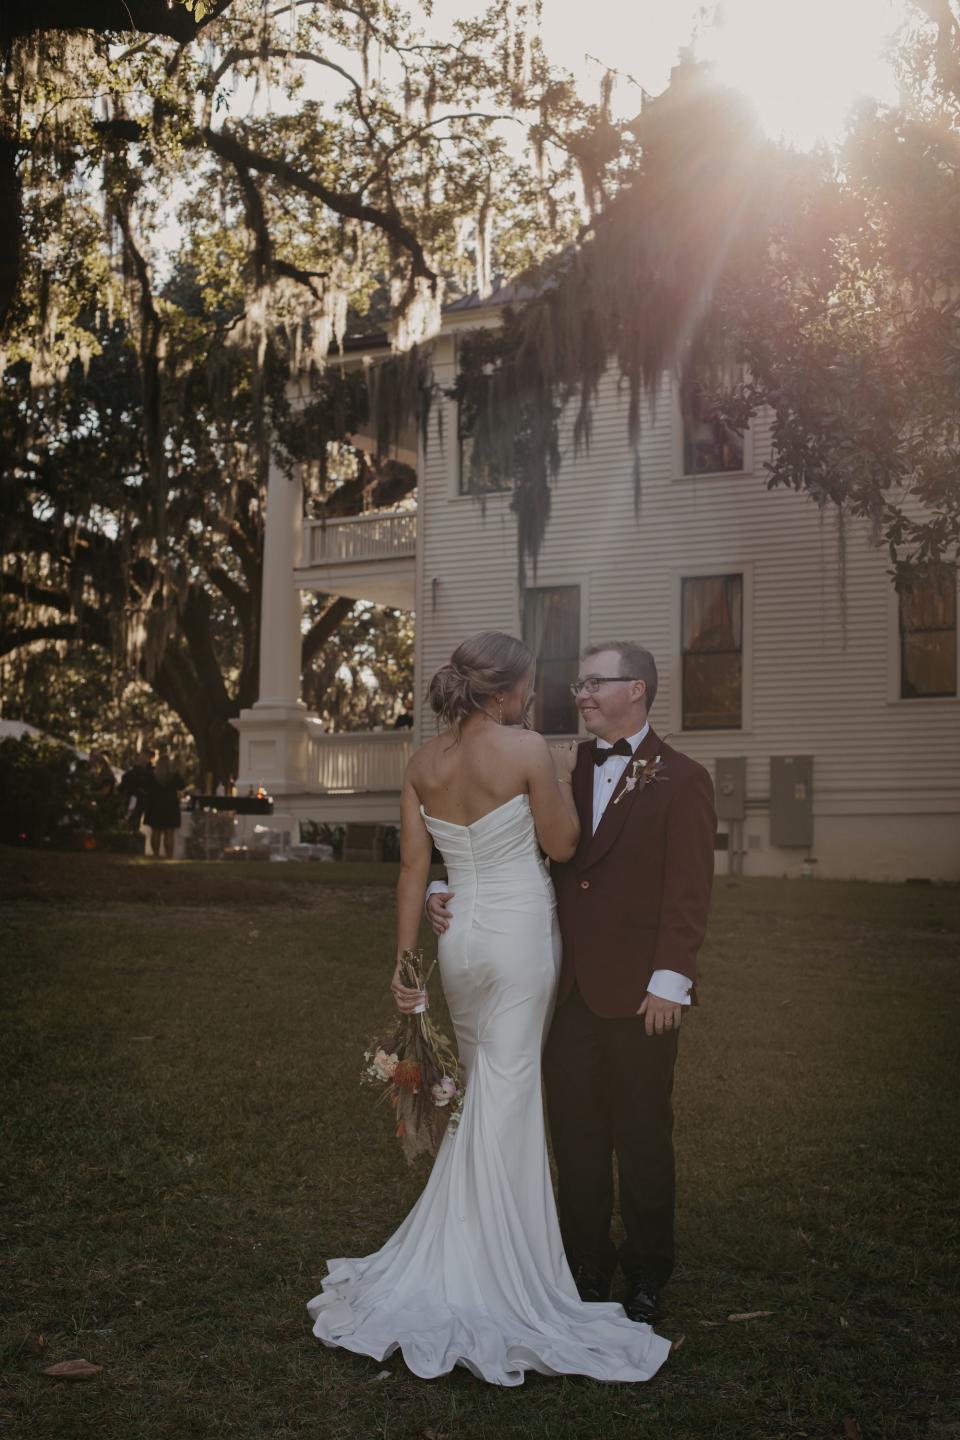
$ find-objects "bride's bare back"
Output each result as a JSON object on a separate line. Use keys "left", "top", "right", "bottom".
{"left": 410, "top": 715, "right": 543, "bottom": 827}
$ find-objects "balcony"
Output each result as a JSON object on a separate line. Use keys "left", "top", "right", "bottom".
{"left": 297, "top": 509, "right": 416, "bottom": 609}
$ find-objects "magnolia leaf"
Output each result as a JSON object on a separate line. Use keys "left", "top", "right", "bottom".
{"left": 42, "top": 1359, "right": 103, "bottom": 1380}
{"left": 727, "top": 1310, "right": 773, "bottom": 1323}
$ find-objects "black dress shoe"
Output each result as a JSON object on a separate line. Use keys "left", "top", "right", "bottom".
{"left": 574, "top": 1267, "right": 611, "bottom": 1303}
{"left": 623, "top": 1285, "right": 664, "bottom": 1324}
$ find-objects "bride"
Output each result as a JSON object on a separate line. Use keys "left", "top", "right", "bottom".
{"left": 307, "top": 631, "right": 671, "bottom": 1386}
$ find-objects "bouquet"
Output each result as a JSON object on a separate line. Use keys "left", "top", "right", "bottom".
{"left": 363, "top": 948, "right": 464, "bottom": 1164}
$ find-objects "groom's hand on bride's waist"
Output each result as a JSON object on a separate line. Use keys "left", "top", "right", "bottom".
{"left": 426, "top": 887, "right": 454, "bottom": 935}
{"left": 637, "top": 993, "right": 684, "bottom": 1036}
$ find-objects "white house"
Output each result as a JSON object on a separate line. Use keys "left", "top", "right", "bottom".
{"left": 233, "top": 290, "right": 960, "bottom": 882}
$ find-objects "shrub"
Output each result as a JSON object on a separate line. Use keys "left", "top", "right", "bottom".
{"left": 0, "top": 735, "right": 125, "bottom": 848}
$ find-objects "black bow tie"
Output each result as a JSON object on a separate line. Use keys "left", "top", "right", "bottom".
{"left": 592, "top": 738, "right": 634, "bottom": 765}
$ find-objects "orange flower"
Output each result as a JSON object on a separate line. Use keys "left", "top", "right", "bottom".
{"left": 393, "top": 1059, "right": 422, "bottom": 1092}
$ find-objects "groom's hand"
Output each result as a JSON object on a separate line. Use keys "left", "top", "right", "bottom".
{"left": 426, "top": 890, "right": 454, "bottom": 936}
{"left": 637, "top": 993, "right": 683, "bottom": 1037}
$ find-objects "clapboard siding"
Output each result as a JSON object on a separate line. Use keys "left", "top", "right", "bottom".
{"left": 417, "top": 350, "right": 959, "bottom": 876}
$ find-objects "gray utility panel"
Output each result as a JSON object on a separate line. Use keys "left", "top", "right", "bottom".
{"left": 769, "top": 755, "right": 814, "bottom": 848}
{"left": 715, "top": 757, "right": 747, "bottom": 821}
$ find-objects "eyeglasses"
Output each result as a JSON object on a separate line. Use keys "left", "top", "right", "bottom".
{"left": 569, "top": 677, "right": 641, "bottom": 696}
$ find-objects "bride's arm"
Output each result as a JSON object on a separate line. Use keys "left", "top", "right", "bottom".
{"left": 524, "top": 732, "right": 580, "bottom": 861}
{"left": 392, "top": 771, "right": 435, "bottom": 1013}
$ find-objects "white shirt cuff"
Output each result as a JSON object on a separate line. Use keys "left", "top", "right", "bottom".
{"left": 424, "top": 878, "right": 450, "bottom": 912}
{"left": 647, "top": 969, "right": 693, "bottom": 1005}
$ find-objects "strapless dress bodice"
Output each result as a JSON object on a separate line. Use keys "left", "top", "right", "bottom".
{"left": 420, "top": 792, "right": 549, "bottom": 890}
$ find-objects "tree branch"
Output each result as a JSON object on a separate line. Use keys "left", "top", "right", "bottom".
{"left": 201, "top": 125, "right": 438, "bottom": 289}
{"left": 0, "top": 573, "right": 76, "bottom": 613}
{"left": 0, "top": 621, "right": 82, "bottom": 658}
{"left": 361, "top": 112, "right": 522, "bottom": 197}
{"left": 207, "top": 563, "right": 249, "bottom": 617}
{"left": 1, "top": 1, "right": 233, "bottom": 46}
{"left": 302, "top": 594, "right": 354, "bottom": 669}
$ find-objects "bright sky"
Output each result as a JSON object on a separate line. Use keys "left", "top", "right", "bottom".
{"left": 529, "top": 0, "right": 908, "bottom": 149}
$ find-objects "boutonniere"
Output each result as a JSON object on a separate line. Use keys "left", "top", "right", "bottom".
{"left": 612, "top": 753, "right": 668, "bottom": 805}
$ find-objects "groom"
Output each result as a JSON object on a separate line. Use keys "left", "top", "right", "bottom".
{"left": 544, "top": 641, "right": 715, "bottom": 1323}
{"left": 429, "top": 640, "right": 715, "bottom": 1324}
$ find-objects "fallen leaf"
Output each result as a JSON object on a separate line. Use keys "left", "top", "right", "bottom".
{"left": 698, "top": 1320, "right": 720, "bottom": 1327}
{"left": 422, "top": 1429, "right": 449, "bottom": 1440}
{"left": 842, "top": 1419, "right": 863, "bottom": 1440}
{"left": 368, "top": 1369, "right": 391, "bottom": 1382}
{"left": 671, "top": 1334, "right": 686, "bottom": 1352}
{"left": 727, "top": 1311, "right": 773, "bottom": 1323}
{"left": 42, "top": 1359, "right": 103, "bottom": 1381}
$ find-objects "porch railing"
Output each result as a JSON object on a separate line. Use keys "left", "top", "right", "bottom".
{"left": 313, "top": 730, "right": 413, "bottom": 792}
{"left": 302, "top": 509, "right": 417, "bottom": 567}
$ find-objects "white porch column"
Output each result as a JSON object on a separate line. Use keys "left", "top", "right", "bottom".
{"left": 232, "top": 451, "right": 322, "bottom": 800}
{"left": 257, "top": 452, "right": 305, "bottom": 708}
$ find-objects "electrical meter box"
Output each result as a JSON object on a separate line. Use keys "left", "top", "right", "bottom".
{"left": 715, "top": 757, "right": 747, "bottom": 821}
{"left": 769, "top": 756, "right": 814, "bottom": 848}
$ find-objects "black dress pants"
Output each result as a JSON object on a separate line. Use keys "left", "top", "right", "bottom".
{"left": 543, "top": 983, "right": 679, "bottom": 1290}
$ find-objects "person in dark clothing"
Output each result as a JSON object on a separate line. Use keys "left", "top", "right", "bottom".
{"left": 143, "top": 753, "right": 185, "bottom": 859}
{"left": 393, "top": 695, "right": 415, "bottom": 729}
{"left": 118, "top": 749, "right": 156, "bottom": 829}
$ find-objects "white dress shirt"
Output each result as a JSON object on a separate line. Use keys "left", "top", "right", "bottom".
{"left": 592, "top": 725, "right": 692, "bottom": 1007}
{"left": 425, "top": 726, "right": 694, "bottom": 1007}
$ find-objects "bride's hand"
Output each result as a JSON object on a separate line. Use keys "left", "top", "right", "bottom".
{"left": 549, "top": 740, "right": 578, "bottom": 780}
{"left": 391, "top": 962, "right": 428, "bottom": 1014}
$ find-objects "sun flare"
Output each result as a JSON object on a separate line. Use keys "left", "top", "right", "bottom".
{"left": 695, "top": 0, "right": 907, "bottom": 148}
{"left": 537, "top": 0, "right": 909, "bottom": 151}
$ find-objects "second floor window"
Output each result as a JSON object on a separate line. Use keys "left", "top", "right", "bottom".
{"left": 458, "top": 404, "right": 511, "bottom": 495}
{"left": 682, "top": 574, "right": 743, "bottom": 729}
{"left": 900, "top": 569, "right": 957, "bottom": 699}
{"left": 680, "top": 365, "right": 745, "bottom": 476}
{"left": 523, "top": 586, "right": 580, "bottom": 734}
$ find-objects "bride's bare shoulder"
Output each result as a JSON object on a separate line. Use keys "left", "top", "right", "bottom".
{"left": 498, "top": 727, "right": 549, "bottom": 757}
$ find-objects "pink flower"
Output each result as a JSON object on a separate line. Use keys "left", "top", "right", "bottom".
{"left": 431, "top": 1076, "right": 458, "bottom": 1107}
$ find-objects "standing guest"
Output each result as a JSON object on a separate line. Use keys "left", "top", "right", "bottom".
{"left": 87, "top": 750, "right": 117, "bottom": 799}
{"left": 144, "top": 752, "right": 185, "bottom": 859}
{"left": 392, "top": 695, "right": 415, "bottom": 730}
{"left": 118, "top": 748, "right": 156, "bottom": 829}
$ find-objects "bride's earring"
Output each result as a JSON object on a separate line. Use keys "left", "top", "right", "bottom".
{"left": 496, "top": 695, "right": 503, "bottom": 725}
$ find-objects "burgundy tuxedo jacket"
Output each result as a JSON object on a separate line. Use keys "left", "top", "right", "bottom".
{"left": 551, "top": 727, "right": 716, "bottom": 1019}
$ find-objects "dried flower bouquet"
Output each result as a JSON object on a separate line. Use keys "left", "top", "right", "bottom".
{"left": 363, "top": 948, "right": 464, "bottom": 1164}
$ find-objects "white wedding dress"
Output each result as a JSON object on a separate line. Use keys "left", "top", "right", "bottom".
{"left": 307, "top": 793, "right": 671, "bottom": 1386}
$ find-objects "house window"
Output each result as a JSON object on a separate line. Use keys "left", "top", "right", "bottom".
{"left": 680, "top": 365, "right": 745, "bottom": 476}
{"left": 458, "top": 404, "right": 511, "bottom": 495}
{"left": 682, "top": 574, "right": 743, "bottom": 729}
{"left": 523, "top": 586, "right": 580, "bottom": 734}
{"left": 900, "top": 570, "right": 957, "bottom": 699}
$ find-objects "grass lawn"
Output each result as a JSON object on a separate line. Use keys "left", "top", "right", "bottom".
{"left": 2, "top": 849, "right": 959, "bottom": 1440}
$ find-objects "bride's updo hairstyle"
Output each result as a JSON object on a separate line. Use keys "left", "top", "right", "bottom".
{"left": 428, "top": 631, "right": 534, "bottom": 737}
